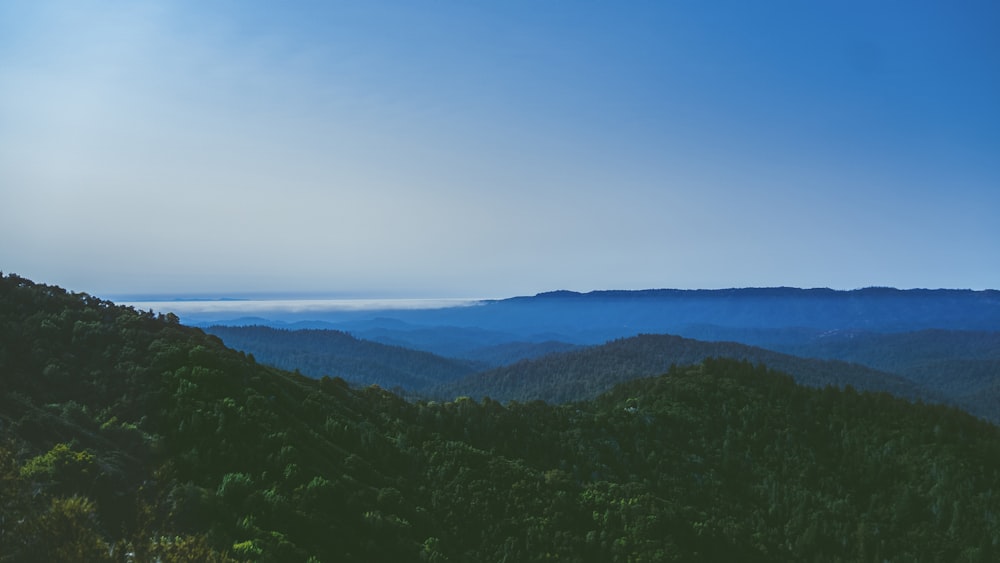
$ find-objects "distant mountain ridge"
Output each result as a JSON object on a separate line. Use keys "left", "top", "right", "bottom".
{"left": 528, "top": 287, "right": 1000, "bottom": 300}
{"left": 489, "top": 286, "right": 1000, "bottom": 335}
{"left": 189, "top": 286, "right": 1000, "bottom": 334}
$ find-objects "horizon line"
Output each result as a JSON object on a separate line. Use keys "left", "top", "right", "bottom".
{"left": 110, "top": 285, "right": 999, "bottom": 304}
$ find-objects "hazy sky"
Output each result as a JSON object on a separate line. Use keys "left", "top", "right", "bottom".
{"left": 2, "top": 1, "right": 998, "bottom": 297}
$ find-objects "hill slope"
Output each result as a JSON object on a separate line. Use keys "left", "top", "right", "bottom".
{"left": 202, "top": 324, "right": 478, "bottom": 391}
{"left": 779, "top": 329, "right": 1000, "bottom": 391}
{"left": 435, "top": 333, "right": 945, "bottom": 407}
{"left": 3, "top": 274, "right": 1000, "bottom": 562}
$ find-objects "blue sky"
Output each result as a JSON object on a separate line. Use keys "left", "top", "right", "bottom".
{"left": 1, "top": 1, "right": 998, "bottom": 297}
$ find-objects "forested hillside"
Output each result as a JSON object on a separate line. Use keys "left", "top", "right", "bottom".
{"left": 777, "top": 330, "right": 1000, "bottom": 420}
{"left": 452, "top": 339, "right": 581, "bottom": 367}
{"left": 343, "top": 324, "right": 579, "bottom": 367}
{"left": 2, "top": 274, "right": 1000, "bottom": 562}
{"left": 203, "top": 325, "right": 478, "bottom": 392}
{"left": 203, "top": 324, "right": 578, "bottom": 381}
{"left": 434, "top": 334, "right": 945, "bottom": 409}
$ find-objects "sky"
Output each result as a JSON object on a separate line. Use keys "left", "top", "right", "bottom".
{"left": 2, "top": 1, "right": 998, "bottom": 298}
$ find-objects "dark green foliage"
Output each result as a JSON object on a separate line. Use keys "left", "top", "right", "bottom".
{"left": 2, "top": 274, "right": 1000, "bottom": 561}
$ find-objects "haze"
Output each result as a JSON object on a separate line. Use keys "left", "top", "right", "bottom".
{"left": 2, "top": 1, "right": 998, "bottom": 298}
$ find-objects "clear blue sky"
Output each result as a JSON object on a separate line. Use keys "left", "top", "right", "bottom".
{"left": 2, "top": 1, "right": 998, "bottom": 297}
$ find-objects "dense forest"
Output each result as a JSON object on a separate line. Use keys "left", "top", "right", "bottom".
{"left": 2, "top": 274, "right": 1000, "bottom": 561}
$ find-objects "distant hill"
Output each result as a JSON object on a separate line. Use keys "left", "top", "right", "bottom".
{"left": 202, "top": 324, "right": 992, "bottom": 422}
{"left": 774, "top": 329, "right": 1000, "bottom": 421}
{"left": 203, "top": 325, "right": 478, "bottom": 391}
{"left": 476, "top": 287, "right": 1000, "bottom": 339}
{"left": 778, "top": 329, "right": 1000, "bottom": 385}
{"left": 196, "top": 317, "right": 580, "bottom": 367}
{"left": 434, "top": 333, "right": 945, "bottom": 405}
{"left": 187, "top": 287, "right": 1000, "bottom": 349}
{"left": 449, "top": 340, "right": 581, "bottom": 368}
{"left": 349, "top": 325, "right": 533, "bottom": 359}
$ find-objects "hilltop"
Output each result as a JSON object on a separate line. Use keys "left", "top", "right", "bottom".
{"left": 433, "top": 333, "right": 943, "bottom": 407}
